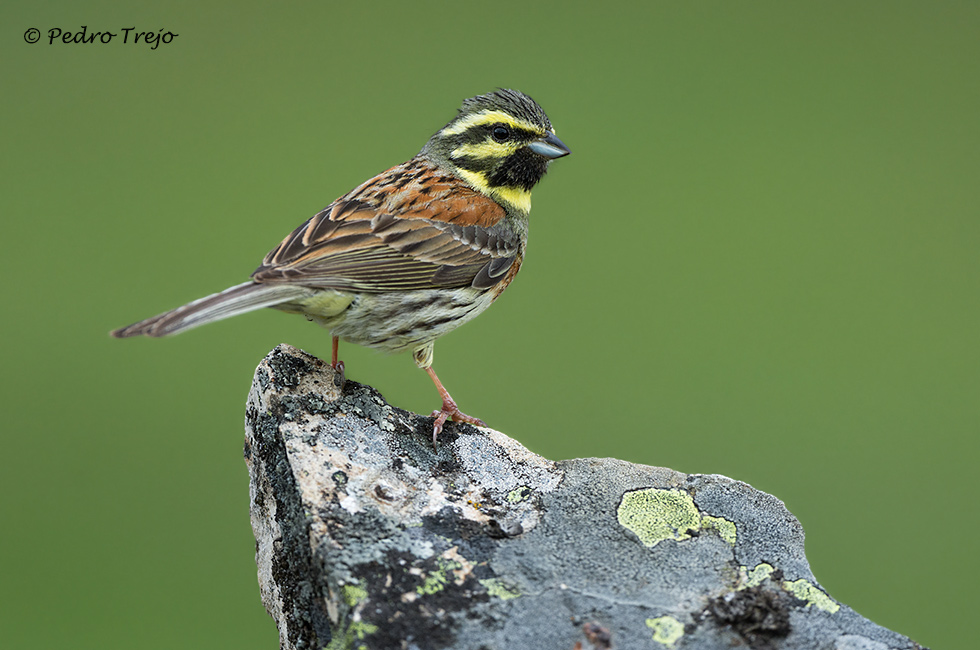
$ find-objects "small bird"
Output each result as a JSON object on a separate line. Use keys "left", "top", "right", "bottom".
{"left": 112, "top": 89, "right": 570, "bottom": 444}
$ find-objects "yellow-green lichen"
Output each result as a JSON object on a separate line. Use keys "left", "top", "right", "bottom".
{"left": 479, "top": 578, "right": 521, "bottom": 600}
{"left": 783, "top": 578, "right": 840, "bottom": 613}
{"left": 741, "top": 563, "right": 775, "bottom": 589}
{"left": 507, "top": 487, "right": 531, "bottom": 503}
{"left": 325, "top": 620, "right": 379, "bottom": 650}
{"left": 701, "top": 515, "right": 737, "bottom": 546}
{"left": 341, "top": 583, "right": 368, "bottom": 607}
{"left": 617, "top": 488, "right": 737, "bottom": 547}
{"left": 416, "top": 568, "right": 448, "bottom": 595}
{"left": 415, "top": 558, "right": 460, "bottom": 596}
{"left": 618, "top": 489, "right": 700, "bottom": 546}
{"left": 646, "top": 616, "right": 685, "bottom": 648}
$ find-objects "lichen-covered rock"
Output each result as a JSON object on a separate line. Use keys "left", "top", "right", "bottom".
{"left": 245, "top": 345, "right": 925, "bottom": 650}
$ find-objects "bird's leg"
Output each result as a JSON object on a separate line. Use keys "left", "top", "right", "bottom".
{"left": 413, "top": 343, "right": 484, "bottom": 447}
{"left": 331, "top": 335, "right": 345, "bottom": 388}
{"left": 424, "top": 365, "right": 486, "bottom": 447}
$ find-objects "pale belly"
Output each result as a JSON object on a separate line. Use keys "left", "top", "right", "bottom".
{"left": 274, "top": 287, "right": 496, "bottom": 354}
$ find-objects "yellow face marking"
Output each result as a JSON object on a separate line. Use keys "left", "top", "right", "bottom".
{"left": 455, "top": 168, "right": 491, "bottom": 194}
{"left": 492, "top": 185, "right": 533, "bottom": 213}
{"left": 456, "top": 169, "right": 532, "bottom": 213}
{"left": 450, "top": 140, "right": 521, "bottom": 160}
{"left": 440, "top": 110, "right": 544, "bottom": 137}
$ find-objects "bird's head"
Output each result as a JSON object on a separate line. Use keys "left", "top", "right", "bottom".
{"left": 422, "top": 89, "right": 570, "bottom": 213}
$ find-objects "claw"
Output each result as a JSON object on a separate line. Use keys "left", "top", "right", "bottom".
{"left": 331, "top": 335, "right": 345, "bottom": 388}
{"left": 429, "top": 396, "right": 486, "bottom": 448}
{"left": 331, "top": 359, "right": 345, "bottom": 388}
{"left": 431, "top": 409, "right": 449, "bottom": 447}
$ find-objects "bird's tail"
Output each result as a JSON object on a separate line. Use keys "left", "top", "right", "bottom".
{"left": 111, "top": 282, "right": 312, "bottom": 338}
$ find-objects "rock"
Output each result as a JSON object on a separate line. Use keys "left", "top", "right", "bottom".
{"left": 244, "top": 344, "right": 925, "bottom": 650}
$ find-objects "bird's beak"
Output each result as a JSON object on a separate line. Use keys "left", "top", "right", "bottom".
{"left": 528, "top": 132, "right": 571, "bottom": 159}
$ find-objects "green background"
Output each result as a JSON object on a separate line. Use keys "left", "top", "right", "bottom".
{"left": 2, "top": 2, "right": 976, "bottom": 648}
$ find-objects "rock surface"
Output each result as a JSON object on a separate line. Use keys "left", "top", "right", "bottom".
{"left": 244, "top": 345, "right": 925, "bottom": 650}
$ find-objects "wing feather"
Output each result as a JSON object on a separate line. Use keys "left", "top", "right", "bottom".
{"left": 253, "top": 158, "right": 522, "bottom": 293}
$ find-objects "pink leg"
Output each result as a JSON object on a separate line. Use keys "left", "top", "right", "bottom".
{"left": 331, "top": 336, "right": 345, "bottom": 386}
{"left": 425, "top": 365, "right": 485, "bottom": 447}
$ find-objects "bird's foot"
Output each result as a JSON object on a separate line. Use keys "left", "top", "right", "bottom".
{"left": 421, "top": 362, "right": 484, "bottom": 449}
{"left": 430, "top": 397, "right": 485, "bottom": 448}
{"left": 331, "top": 360, "right": 345, "bottom": 389}
{"left": 330, "top": 336, "right": 345, "bottom": 388}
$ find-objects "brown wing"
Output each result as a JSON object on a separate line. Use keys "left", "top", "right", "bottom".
{"left": 251, "top": 158, "right": 520, "bottom": 293}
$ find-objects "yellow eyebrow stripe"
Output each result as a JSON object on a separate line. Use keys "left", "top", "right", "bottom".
{"left": 440, "top": 110, "right": 543, "bottom": 137}
{"left": 450, "top": 141, "right": 520, "bottom": 160}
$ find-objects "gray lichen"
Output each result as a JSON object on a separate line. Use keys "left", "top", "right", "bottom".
{"left": 245, "top": 344, "right": 925, "bottom": 650}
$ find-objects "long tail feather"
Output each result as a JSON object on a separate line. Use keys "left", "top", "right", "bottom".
{"left": 111, "top": 282, "right": 311, "bottom": 338}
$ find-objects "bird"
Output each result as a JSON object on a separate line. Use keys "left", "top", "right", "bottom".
{"left": 112, "top": 89, "right": 570, "bottom": 445}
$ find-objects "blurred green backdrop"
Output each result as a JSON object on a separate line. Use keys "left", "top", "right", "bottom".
{"left": 2, "top": 1, "right": 976, "bottom": 648}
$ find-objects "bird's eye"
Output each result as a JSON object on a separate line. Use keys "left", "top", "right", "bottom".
{"left": 491, "top": 125, "right": 511, "bottom": 142}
